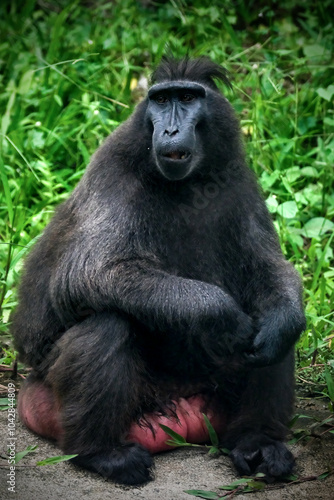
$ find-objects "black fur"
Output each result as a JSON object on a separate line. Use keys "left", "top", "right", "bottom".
{"left": 71, "top": 444, "right": 154, "bottom": 485}
{"left": 11, "top": 57, "right": 305, "bottom": 484}
{"left": 151, "top": 55, "right": 232, "bottom": 90}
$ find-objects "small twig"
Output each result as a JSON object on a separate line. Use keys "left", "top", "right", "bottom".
{"left": 0, "top": 463, "right": 40, "bottom": 468}
{"left": 296, "top": 375, "right": 320, "bottom": 385}
{"left": 298, "top": 364, "right": 325, "bottom": 370}
{"left": 217, "top": 485, "right": 246, "bottom": 498}
{"left": 267, "top": 469, "right": 334, "bottom": 491}
{"left": 215, "top": 469, "right": 334, "bottom": 498}
{"left": 319, "top": 426, "right": 334, "bottom": 436}
{"left": 223, "top": 485, "right": 245, "bottom": 498}
{"left": 0, "top": 364, "right": 27, "bottom": 379}
{"left": 0, "top": 365, "right": 13, "bottom": 371}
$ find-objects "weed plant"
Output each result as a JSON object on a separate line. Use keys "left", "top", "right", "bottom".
{"left": 0, "top": 0, "right": 333, "bottom": 404}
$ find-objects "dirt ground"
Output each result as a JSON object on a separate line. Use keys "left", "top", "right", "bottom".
{"left": 0, "top": 379, "right": 333, "bottom": 500}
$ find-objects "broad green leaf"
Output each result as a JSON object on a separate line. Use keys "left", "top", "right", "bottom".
{"left": 30, "top": 130, "right": 45, "bottom": 149}
{"left": 297, "top": 116, "right": 317, "bottom": 134}
{"left": 301, "top": 218, "right": 334, "bottom": 238}
{"left": 324, "top": 117, "right": 334, "bottom": 126}
{"left": 282, "top": 177, "right": 294, "bottom": 194}
{"left": 303, "top": 44, "right": 328, "bottom": 59}
{"left": 316, "top": 85, "right": 334, "bottom": 102}
{"left": 277, "top": 201, "right": 298, "bottom": 219}
{"left": 266, "top": 195, "right": 278, "bottom": 213}
{"left": 287, "top": 232, "right": 304, "bottom": 248}
{"left": 294, "top": 191, "right": 308, "bottom": 205}
{"left": 300, "top": 166, "right": 319, "bottom": 177}
{"left": 285, "top": 166, "right": 301, "bottom": 183}
{"left": 260, "top": 170, "right": 280, "bottom": 189}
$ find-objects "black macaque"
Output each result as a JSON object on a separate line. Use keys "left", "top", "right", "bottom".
{"left": 11, "top": 57, "right": 306, "bottom": 485}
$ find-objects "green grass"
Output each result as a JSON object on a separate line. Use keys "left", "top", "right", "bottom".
{"left": 0, "top": 0, "right": 333, "bottom": 403}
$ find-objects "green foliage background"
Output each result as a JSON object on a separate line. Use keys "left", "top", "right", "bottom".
{"left": 0, "top": 0, "right": 333, "bottom": 401}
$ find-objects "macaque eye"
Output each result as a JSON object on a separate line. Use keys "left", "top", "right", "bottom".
{"left": 181, "top": 93, "right": 196, "bottom": 102}
{"left": 155, "top": 94, "right": 168, "bottom": 104}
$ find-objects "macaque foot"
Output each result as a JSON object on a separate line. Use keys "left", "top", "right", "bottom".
{"left": 230, "top": 434, "right": 294, "bottom": 479}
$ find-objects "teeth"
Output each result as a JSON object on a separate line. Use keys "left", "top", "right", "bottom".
{"left": 164, "top": 152, "right": 188, "bottom": 160}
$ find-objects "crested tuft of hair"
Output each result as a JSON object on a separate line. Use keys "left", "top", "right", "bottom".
{"left": 151, "top": 56, "right": 232, "bottom": 91}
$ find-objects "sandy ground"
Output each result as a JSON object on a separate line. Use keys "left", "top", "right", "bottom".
{"left": 0, "top": 385, "right": 333, "bottom": 500}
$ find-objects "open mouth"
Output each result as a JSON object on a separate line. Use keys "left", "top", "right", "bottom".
{"left": 163, "top": 151, "right": 190, "bottom": 161}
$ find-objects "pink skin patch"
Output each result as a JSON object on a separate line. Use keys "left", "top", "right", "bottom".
{"left": 18, "top": 381, "right": 63, "bottom": 440}
{"left": 18, "top": 382, "right": 226, "bottom": 453}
